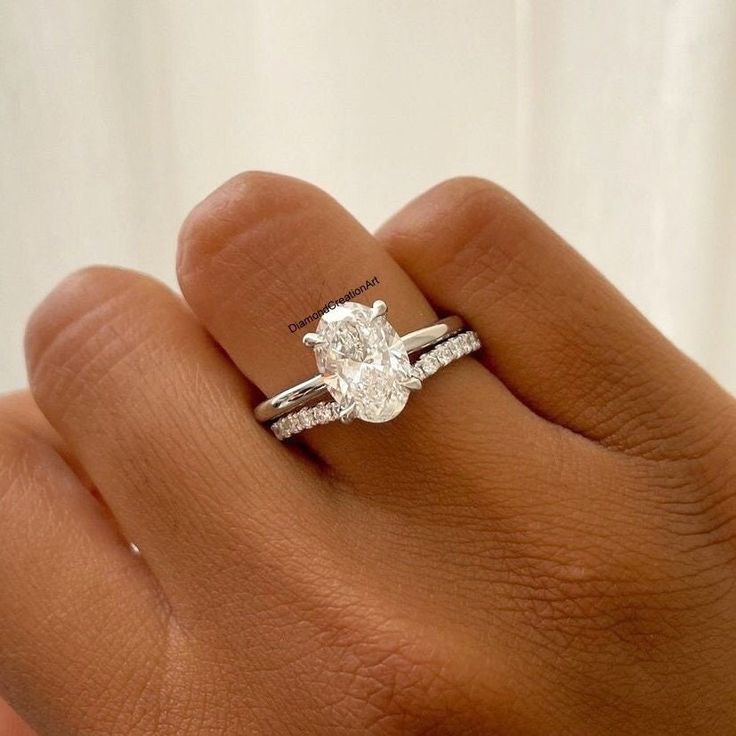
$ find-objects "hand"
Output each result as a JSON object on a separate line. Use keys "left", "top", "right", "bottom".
{"left": 1, "top": 173, "right": 734, "bottom": 735}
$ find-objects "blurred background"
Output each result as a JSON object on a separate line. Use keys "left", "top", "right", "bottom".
{"left": 1, "top": 0, "right": 734, "bottom": 393}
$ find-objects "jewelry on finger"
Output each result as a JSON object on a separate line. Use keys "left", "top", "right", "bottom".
{"left": 254, "top": 301, "right": 481, "bottom": 440}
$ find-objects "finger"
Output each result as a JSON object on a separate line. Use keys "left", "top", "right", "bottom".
{"left": 24, "top": 267, "right": 318, "bottom": 593}
{"left": 376, "top": 176, "right": 733, "bottom": 458}
{"left": 0, "top": 394, "right": 165, "bottom": 736}
{"left": 176, "top": 171, "right": 538, "bottom": 480}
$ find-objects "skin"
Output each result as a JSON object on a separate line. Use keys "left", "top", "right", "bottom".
{"left": 0, "top": 172, "right": 735, "bottom": 735}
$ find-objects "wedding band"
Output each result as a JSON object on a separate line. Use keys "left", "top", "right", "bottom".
{"left": 255, "top": 300, "right": 481, "bottom": 440}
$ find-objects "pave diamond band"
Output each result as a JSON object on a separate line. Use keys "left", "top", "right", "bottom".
{"left": 411, "top": 329, "right": 481, "bottom": 381}
{"left": 271, "top": 329, "right": 481, "bottom": 440}
{"left": 272, "top": 402, "right": 340, "bottom": 441}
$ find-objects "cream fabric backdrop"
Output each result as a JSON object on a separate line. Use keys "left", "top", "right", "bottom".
{"left": 1, "top": 0, "right": 734, "bottom": 393}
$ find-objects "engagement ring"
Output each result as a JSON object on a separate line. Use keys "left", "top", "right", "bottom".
{"left": 255, "top": 300, "right": 481, "bottom": 439}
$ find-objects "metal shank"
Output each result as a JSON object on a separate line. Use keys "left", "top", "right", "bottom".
{"left": 254, "top": 316, "right": 464, "bottom": 423}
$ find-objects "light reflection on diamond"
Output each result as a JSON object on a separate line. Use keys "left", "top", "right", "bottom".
{"left": 313, "top": 302, "right": 411, "bottom": 423}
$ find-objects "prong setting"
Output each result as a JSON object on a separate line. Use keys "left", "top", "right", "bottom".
{"left": 370, "top": 300, "right": 387, "bottom": 320}
{"left": 302, "top": 332, "right": 324, "bottom": 348}
{"left": 338, "top": 404, "right": 357, "bottom": 423}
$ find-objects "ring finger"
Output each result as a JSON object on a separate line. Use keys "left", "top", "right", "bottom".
{"left": 176, "top": 171, "right": 545, "bottom": 484}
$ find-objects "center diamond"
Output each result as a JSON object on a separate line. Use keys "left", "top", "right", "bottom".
{"left": 311, "top": 301, "right": 412, "bottom": 423}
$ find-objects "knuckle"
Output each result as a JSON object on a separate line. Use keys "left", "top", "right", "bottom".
{"left": 644, "top": 403, "right": 736, "bottom": 552}
{"left": 176, "top": 170, "right": 326, "bottom": 288}
{"left": 323, "top": 618, "right": 496, "bottom": 734}
{"left": 434, "top": 175, "right": 515, "bottom": 214}
{"left": 511, "top": 526, "right": 728, "bottom": 665}
{"left": 25, "top": 267, "right": 165, "bottom": 412}
{"left": 431, "top": 176, "right": 528, "bottom": 256}
{"left": 292, "top": 557, "right": 508, "bottom": 733}
{"left": 392, "top": 175, "right": 543, "bottom": 310}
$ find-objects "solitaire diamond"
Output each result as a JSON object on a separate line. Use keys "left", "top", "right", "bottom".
{"left": 309, "top": 301, "right": 413, "bottom": 423}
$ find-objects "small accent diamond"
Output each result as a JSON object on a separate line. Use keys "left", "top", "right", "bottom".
{"left": 423, "top": 354, "right": 440, "bottom": 375}
{"left": 435, "top": 343, "right": 453, "bottom": 366}
{"left": 313, "top": 404, "right": 329, "bottom": 424}
{"left": 450, "top": 337, "right": 464, "bottom": 358}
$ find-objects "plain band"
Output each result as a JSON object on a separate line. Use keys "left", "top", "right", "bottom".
{"left": 254, "top": 315, "right": 464, "bottom": 423}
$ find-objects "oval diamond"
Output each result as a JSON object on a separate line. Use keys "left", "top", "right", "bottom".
{"left": 313, "top": 302, "right": 411, "bottom": 423}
